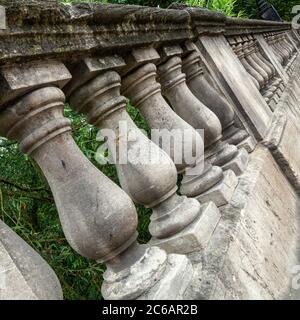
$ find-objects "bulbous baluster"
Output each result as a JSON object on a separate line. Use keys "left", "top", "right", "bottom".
{"left": 0, "top": 85, "right": 192, "bottom": 300}
{"left": 157, "top": 55, "right": 248, "bottom": 177}
{"left": 0, "top": 219, "right": 62, "bottom": 300}
{"left": 241, "top": 40, "right": 265, "bottom": 90}
{"left": 122, "top": 58, "right": 237, "bottom": 192}
{"left": 245, "top": 39, "right": 269, "bottom": 87}
{"left": 233, "top": 38, "right": 260, "bottom": 90}
{"left": 281, "top": 34, "right": 293, "bottom": 58}
{"left": 67, "top": 66, "right": 217, "bottom": 255}
{"left": 181, "top": 49, "right": 252, "bottom": 151}
{"left": 276, "top": 33, "right": 291, "bottom": 62}
{"left": 271, "top": 33, "right": 285, "bottom": 65}
{"left": 122, "top": 60, "right": 237, "bottom": 207}
{"left": 254, "top": 43, "right": 276, "bottom": 79}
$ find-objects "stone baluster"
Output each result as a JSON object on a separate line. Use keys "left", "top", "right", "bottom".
{"left": 0, "top": 60, "right": 193, "bottom": 300}
{"left": 270, "top": 33, "right": 285, "bottom": 65}
{"left": 157, "top": 45, "right": 249, "bottom": 177}
{"left": 121, "top": 47, "right": 238, "bottom": 208}
{"left": 65, "top": 56, "right": 220, "bottom": 254}
{"left": 230, "top": 37, "right": 260, "bottom": 90}
{"left": 281, "top": 33, "right": 294, "bottom": 58}
{"left": 247, "top": 36, "right": 272, "bottom": 84}
{"left": 244, "top": 37, "right": 269, "bottom": 88}
{"left": 253, "top": 39, "right": 276, "bottom": 79}
{"left": 181, "top": 41, "right": 255, "bottom": 153}
{"left": 276, "top": 33, "right": 291, "bottom": 62}
{"left": 240, "top": 38, "right": 265, "bottom": 90}
{"left": 0, "top": 219, "right": 62, "bottom": 300}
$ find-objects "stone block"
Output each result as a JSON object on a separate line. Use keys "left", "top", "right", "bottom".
{"left": 222, "top": 148, "right": 249, "bottom": 176}
{"left": 0, "top": 60, "right": 71, "bottom": 107}
{"left": 237, "top": 135, "right": 257, "bottom": 153}
{"left": 150, "top": 201, "right": 220, "bottom": 254}
{"left": 140, "top": 254, "right": 193, "bottom": 300}
{"left": 121, "top": 46, "right": 160, "bottom": 76}
{"left": 263, "top": 104, "right": 300, "bottom": 195}
{"left": 196, "top": 169, "right": 238, "bottom": 207}
{"left": 185, "top": 147, "right": 300, "bottom": 300}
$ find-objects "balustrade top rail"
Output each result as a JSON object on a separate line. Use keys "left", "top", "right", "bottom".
{"left": 0, "top": 0, "right": 292, "bottom": 65}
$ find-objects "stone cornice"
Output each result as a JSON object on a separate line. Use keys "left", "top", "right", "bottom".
{"left": 169, "top": 4, "right": 226, "bottom": 36}
{"left": 225, "top": 17, "right": 291, "bottom": 36}
{"left": 0, "top": 1, "right": 292, "bottom": 65}
{"left": 0, "top": 0, "right": 192, "bottom": 65}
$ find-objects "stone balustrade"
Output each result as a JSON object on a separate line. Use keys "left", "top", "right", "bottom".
{"left": 0, "top": 0, "right": 299, "bottom": 300}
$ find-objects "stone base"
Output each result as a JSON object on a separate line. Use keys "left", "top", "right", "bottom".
{"left": 102, "top": 245, "right": 193, "bottom": 300}
{"left": 150, "top": 202, "right": 220, "bottom": 255}
{"left": 263, "top": 87, "right": 300, "bottom": 195}
{"left": 237, "top": 135, "right": 257, "bottom": 153}
{"left": 222, "top": 148, "right": 249, "bottom": 176}
{"left": 184, "top": 147, "right": 300, "bottom": 300}
{"left": 139, "top": 254, "right": 193, "bottom": 300}
{"left": 196, "top": 170, "right": 238, "bottom": 207}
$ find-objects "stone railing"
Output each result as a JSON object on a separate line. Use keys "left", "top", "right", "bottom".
{"left": 0, "top": 0, "right": 299, "bottom": 300}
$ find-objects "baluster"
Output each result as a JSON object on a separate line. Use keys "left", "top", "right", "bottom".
{"left": 230, "top": 37, "right": 260, "bottom": 90}
{"left": 276, "top": 33, "right": 291, "bottom": 62}
{"left": 65, "top": 56, "right": 220, "bottom": 254}
{"left": 0, "top": 60, "right": 193, "bottom": 300}
{"left": 0, "top": 219, "right": 62, "bottom": 300}
{"left": 244, "top": 37, "right": 269, "bottom": 88}
{"left": 121, "top": 48, "right": 238, "bottom": 208}
{"left": 248, "top": 36, "right": 272, "bottom": 84}
{"left": 241, "top": 38, "right": 265, "bottom": 90}
{"left": 254, "top": 40, "right": 276, "bottom": 79}
{"left": 282, "top": 33, "right": 294, "bottom": 58}
{"left": 157, "top": 46, "right": 249, "bottom": 177}
{"left": 181, "top": 42, "right": 254, "bottom": 152}
{"left": 271, "top": 33, "right": 286, "bottom": 65}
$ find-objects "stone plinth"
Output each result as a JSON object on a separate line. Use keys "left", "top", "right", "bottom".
{"left": 184, "top": 147, "right": 300, "bottom": 299}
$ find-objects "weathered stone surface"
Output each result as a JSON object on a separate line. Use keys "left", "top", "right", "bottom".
{"left": 196, "top": 169, "right": 238, "bottom": 207}
{"left": 221, "top": 148, "right": 249, "bottom": 176}
{"left": 255, "top": 34, "right": 289, "bottom": 82}
{"left": 196, "top": 35, "right": 272, "bottom": 140}
{"left": 185, "top": 147, "right": 300, "bottom": 299}
{"left": 0, "top": 0, "right": 192, "bottom": 65}
{"left": 150, "top": 201, "right": 221, "bottom": 254}
{"left": 139, "top": 253, "right": 193, "bottom": 300}
{"left": 0, "top": 60, "right": 71, "bottom": 107}
{"left": 68, "top": 65, "right": 203, "bottom": 254}
{"left": 0, "top": 219, "right": 63, "bottom": 300}
{"left": 263, "top": 62, "right": 300, "bottom": 195}
{"left": 102, "top": 245, "right": 193, "bottom": 300}
{"left": 236, "top": 135, "right": 257, "bottom": 153}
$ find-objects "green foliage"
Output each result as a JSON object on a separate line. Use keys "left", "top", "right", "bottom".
{"left": 234, "top": 0, "right": 298, "bottom": 21}
{"left": 185, "top": 0, "right": 245, "bottom": 17}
